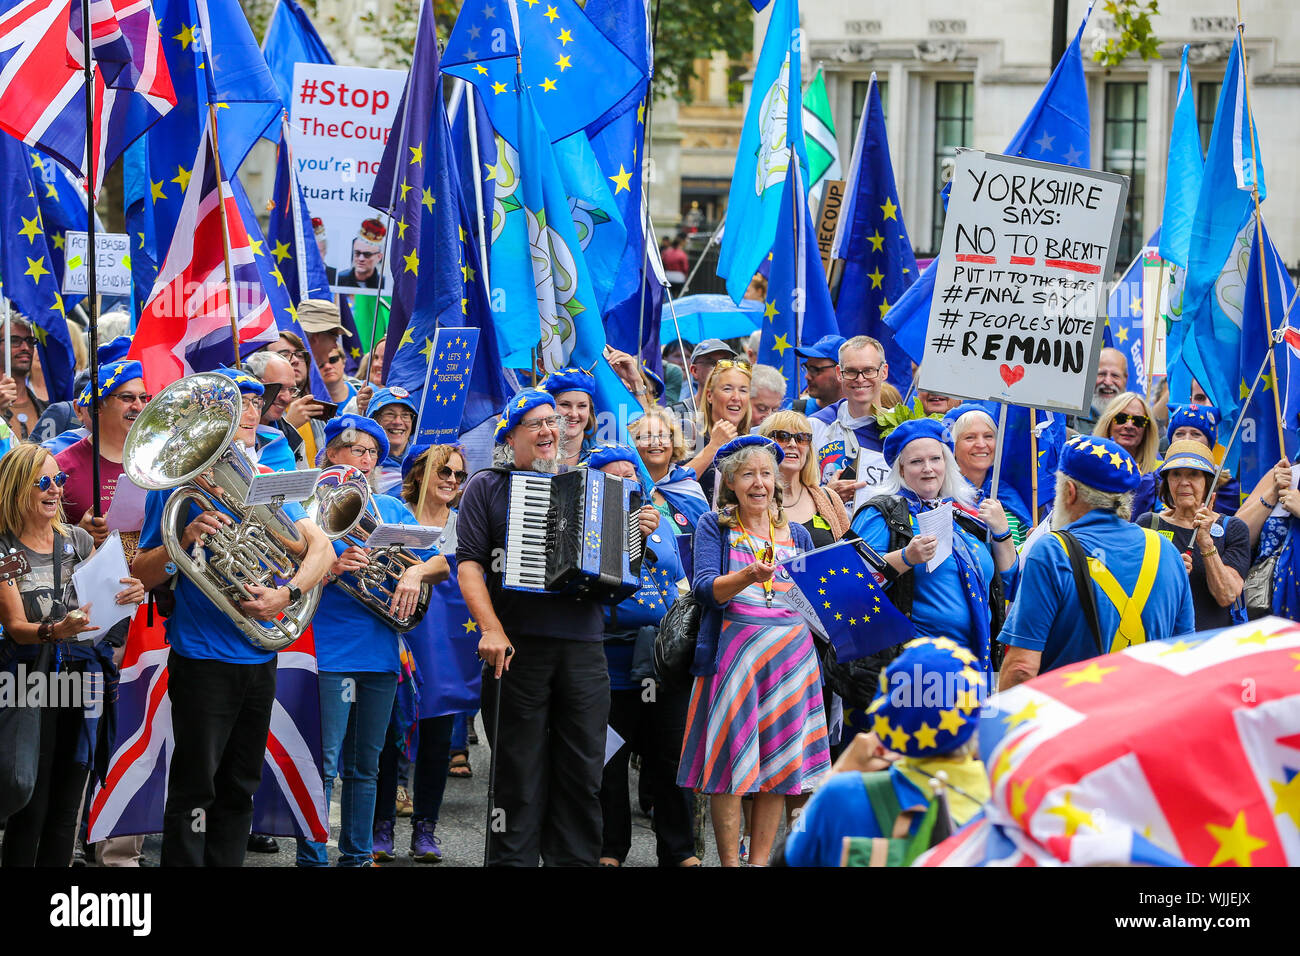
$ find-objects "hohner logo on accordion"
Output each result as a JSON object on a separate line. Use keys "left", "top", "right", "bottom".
{"left": 503, "top": 469, "right": 644, "bottom": 604}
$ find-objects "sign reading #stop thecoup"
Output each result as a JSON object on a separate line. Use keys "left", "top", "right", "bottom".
{"left": 919, "top": 151, "right": 1128, "bottom": 415}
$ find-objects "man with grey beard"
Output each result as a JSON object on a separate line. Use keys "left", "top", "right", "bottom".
{"left": 997, "top": 434, "right": 1192, "bottom": 690}
{"left": 457, "top": 388, "right": 658, "bottom": 866}
{"left": 1068, "top": 347, "right": 1129, "bottom": 433}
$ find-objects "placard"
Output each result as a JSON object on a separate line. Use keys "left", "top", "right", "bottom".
{"left": 289, "top": 63, "right": 405, "bottom": 297}
{"left": 244, "top": 469, "right": 321, "bottom": 507}
{"left": 918, "top": 151, "right": 1128, "bottom": 414}
{"left": 63, "top": 232, "right": 132, "bottom": 296}
{"left": 816, "top": 180, "right": 845, "bottom": 273}
{"left": 415, "top": 327, "right": 480, "bottom": 444}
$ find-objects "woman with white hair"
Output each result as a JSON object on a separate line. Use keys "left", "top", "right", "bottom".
{"left": 943, "top": 403, "right": 1032, "bottom": 545}
{"left": 849, "top": 419, "right": 1018, "bottom": 688}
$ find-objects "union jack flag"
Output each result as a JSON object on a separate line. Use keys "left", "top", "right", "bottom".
{"left": 917, "top": 617, "right": 1300, "bottom": 866}
{"left": 127, "top": 113, "right": 278, "bottom": 393}
{"left": 0, "top": 0, "right": 174, "bottom": 194}
{"left": 88, "top": 608, "right": 329, "bottom": 843}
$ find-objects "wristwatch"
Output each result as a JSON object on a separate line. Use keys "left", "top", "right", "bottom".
{"left": 284, "top": 583, "right": 303, "bottom": 603}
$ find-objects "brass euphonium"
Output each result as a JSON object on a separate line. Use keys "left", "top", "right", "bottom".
{"left": 307, "top": 465, "right": 432, "bottom": 632}
{"left": 122, "top": 371, "right": 321, "bottom": 651}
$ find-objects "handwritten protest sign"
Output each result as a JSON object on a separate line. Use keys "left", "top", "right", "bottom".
{"left": 415, "top": 327, "right": 481, "bottom": 444}
{"left": 290, "top": 63, "right": 405, "bottom": 297}
{"left": 919, "top": 151, "right": 1127, "bottom": 414}
{"left": 63, "top": 232, "right": 131, "bottom": 296}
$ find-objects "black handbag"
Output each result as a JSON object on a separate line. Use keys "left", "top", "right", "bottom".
{"left": 653, "top": 593, "right": 703, "bottom": 692}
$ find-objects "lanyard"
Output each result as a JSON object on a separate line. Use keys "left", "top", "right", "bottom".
{"left": 736, "top": 514, "right": 778, "bottom": 606}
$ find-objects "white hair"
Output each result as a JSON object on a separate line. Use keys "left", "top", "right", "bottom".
{"left": 877, "top": 443, "right": 976, "bottom": 507}
{"left": 749, "top": 363, "right": 787, "bottom": 399}
{"left": 949, "top": 409, "right": 997, "bottom": 444}
{"left": 1052, "top": 471, "right": 1133, "bottom": 524}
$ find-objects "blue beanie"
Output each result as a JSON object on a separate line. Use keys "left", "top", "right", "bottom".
{"left": 78, "top": 359, "right": 143, "bottom": 407}
{"left": 539, "top": 367, "right": 596, "bottom": 398}
{"left": 368, "top": 385, "right": 418, "bottom": 422}
{"left": 322, "top": 413, "right": 390, "bottom": 462}
{"left": 942, "top": 401, "right": 997, "bottom": 431}
{"left": 213, "top": 365, "right": 265, "bottom": 396}
{"left": 587, "top": 443, "right": 639, "bottom": 472}
{"left": 713, "top": 434, "right": 784, "bottom": 468}
{"left": 493, "top": 388, "right": 556, "bottom": 444}
{"left": 1058, "top": 434, "right": 1140, "bottom": 493}
{"left": 866, "top": 637, "right": 983, "bottom": 757}
{"left": 1167, "top": 404, "right": 1219, "bottom": 447}
{"left": 882, "top": 417, "right": 953, "bottom": 469}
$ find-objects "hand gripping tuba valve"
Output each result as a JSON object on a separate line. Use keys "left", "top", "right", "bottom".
{"left": 307, "top": 465, "right": 431, "bottom": 632}
{"left": 122, "top": 371, "right": 321, "bottom": 651}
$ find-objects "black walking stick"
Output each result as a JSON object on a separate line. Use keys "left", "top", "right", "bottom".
{"left": 483, "top": 645, "right": 513, "bottom": 867}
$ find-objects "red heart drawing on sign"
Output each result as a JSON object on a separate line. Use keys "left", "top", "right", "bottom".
{"left": 999, "top": 364, "right": 1026, "bottom": 386}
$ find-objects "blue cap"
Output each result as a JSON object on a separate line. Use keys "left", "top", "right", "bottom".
{"left": 368, "top": 385, "right": 418, "bottom": 421}
{"left": 641, "top": 363, "right": 665, "bottom": 400}
{"left": 77, "top": 359, "right": 144, "bottom": 407}
{"left": 587, "top": 443, "right": 639, "bottom": 472}
{"left": 539, "top": 366, "right": 596, "bottom": 398}
{"left": 714, "top": 434, "right": 783, "bottom": 467}
{"left": 323, "top": 413, "right": 390, "bottom": 462}
{"left": 882, "top": 417, "right": 953, "bottom": 469}
{"left": 97, "top": 334, "right": 133, "bottom": 365}
{"left": 494, "top": 388, "right": 555, "bottom": 444}
{"left": 1167, "top": 404, "right": 1219, "bottom": 447}
{"left": 794, "top": 333, "right": 846, "bottom": 362}
{"left": 213, "top": 365, "right": 265, "bottom": 396}
{"left": 866, "top": 638, "right": 983, "bottom": 757}
{"left": 1059, "top": 434, "right": 1140, "bottom": 493}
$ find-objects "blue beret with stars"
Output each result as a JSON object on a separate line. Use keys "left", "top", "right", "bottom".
{"left": 494, "top": 388, "right": 555, "bottom": 444}
{"left": 96, "top": 334, "right": 134, "bottom": 365}
{"left": 586, "top": 443, "right": 639, "bottom": 472}
{"left": 866, "top": 637, "right": 983, "bottom": 757}
{"left": 714, "top": 434, "right": 784, "bottom": 467}
{"left": 539, "top": 366, "right": 596, "bottom": 398}
{"left": 77, "top": 360, "right": 143, "bottom": 407}
{"left": 368, "top": 385, "right": 418, "bottom": 422}
{"left": 1167, "top": 404, "right": 1219, "bottom": 448}
{"left": 213, "top": 365, "right": 265, "bottom": 396}
{"left": 322, "top": 413, "right": 390, "bottom": 462}
{"left": 882, "top": 416, "right": 953, "bottom": 469}
{"left": 1059, "top": 434, "right": 1140, "bottom": 493}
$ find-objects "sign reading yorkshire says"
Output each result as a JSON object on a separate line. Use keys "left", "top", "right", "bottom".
{"left": 920, "top": 151, "right": 1127, "bottom": 414}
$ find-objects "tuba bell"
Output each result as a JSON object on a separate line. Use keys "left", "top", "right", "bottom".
{"left": 307, "top": 465, "right": 432, "bottom": 632}
{"left": 122, "top": 371, "right": 321, "bottom": 651}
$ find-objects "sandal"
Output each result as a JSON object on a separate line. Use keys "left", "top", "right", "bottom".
{"left": 448, "top": 752, "right": 473, "bottom": 778}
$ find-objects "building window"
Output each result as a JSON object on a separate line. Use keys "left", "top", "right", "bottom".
{"left": 1103, "top": 82, "right": 1146, "bottom": 266}
{"left": 1196, "top": 81, "right": 1219, "bottom": 154}
{"left": 850, "top": 78, "right": 888, "bottom": 144}
{"left": 932, "top": 80, "right": 973, "bottom": 253}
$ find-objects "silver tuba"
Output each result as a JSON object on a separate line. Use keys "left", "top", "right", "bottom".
{"left": 307, "top": 465, "right": 432, "bottom": 632}
{"left": 122, "top": 371, "right": 321, "bottom": 651}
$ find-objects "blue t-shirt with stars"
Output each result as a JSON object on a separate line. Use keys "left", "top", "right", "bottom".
{"left": 603, "top": 526, "right": 686, "bottom": 690}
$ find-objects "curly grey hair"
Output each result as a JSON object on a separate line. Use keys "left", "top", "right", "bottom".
{"left": 715, "top": 444, "right": 787, "bottom": 528}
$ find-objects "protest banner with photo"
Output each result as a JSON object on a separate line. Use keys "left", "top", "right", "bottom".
{"left": 289, "top": 62, "right": 405, "bottom": 298}
{"left": 919, "top": 151, "right": 1128, "bottom": 414}
{"left": 63, "top": 232, "right": 132, "bottom": 297}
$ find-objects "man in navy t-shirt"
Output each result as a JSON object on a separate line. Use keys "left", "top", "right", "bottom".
{"left": 131, "top": 369, "right": 334, "bottom": 867}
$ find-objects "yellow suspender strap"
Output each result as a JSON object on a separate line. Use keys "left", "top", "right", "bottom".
{"left": 1084, "top": 529, "right": 1163, "bottom": 651}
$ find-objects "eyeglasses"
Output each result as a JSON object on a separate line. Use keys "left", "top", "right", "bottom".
{"left": 346, "top": 445, "right": 380, "bottom": 459}
{"left": 375, "top": 409, "right": 414, "bottom": 425}
{"left": 240, "top": 395, "right": 261, "bottom": 410}
{"left": 33, "top": 472, "right": 68, "bottom": 491}
{"left": 108, "top": 391, "right": 152, "bottom": 406}
{"left": 9, "top": 335, "right": 36, "bottom": 349}
{"left": 436, "top": 465, "right": 469, "bottom": 484}
{"left": 841, "top": 364, "right": 884, "bottom": 382}
{"left": 634, "top": 434, "right": 673, "bottom": 448}
{"left": 318, "top": 353, "right": 344, "bottom": 368}
{"left": 803, "top": 362, "right": 836, "bottom": 376}
{"left": 271, "top": 347, "right": 309, "bottom": 363}
{"left": 518, "top": 414, "right": 564, "bottom": 433}
{"left": 767, "top": 429, "right": 812, "bottom": 446}
{"left": 1112, "top": 412, "right": 1150, "bottom": 430}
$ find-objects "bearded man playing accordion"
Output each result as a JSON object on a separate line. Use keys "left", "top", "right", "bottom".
{"left": 131, "top": 368, "right": 334, "bottom": 867}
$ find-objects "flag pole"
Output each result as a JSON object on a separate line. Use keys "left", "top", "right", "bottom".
{"left": 459, "top": 80, "right": 492, "bottom": 293}
{"left": 1236, "top": 10, "right": 1285, "bottom": 452}
{"left": 1029, "top": 407, "right": 1039, "bottom": 525}
{"left": 990, "top": 402, "right": 1008, "bottom": 501}
{"left": 80, "top": 0, "right": 102, "bottom": 516}
{"left": 1144, "top": 259, "right": 1167, "bottom": 389}
{"left": 206, "top": 104, "right": 244, "bottom": 369}
{"left": 633, "top": 0, "right": 661, "bottom": 363}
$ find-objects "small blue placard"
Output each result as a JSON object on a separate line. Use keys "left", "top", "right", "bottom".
{"left": 415, "top": 327, "right": 480, "bottom": 444}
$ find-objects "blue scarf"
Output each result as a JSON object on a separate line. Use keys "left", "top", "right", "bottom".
{"left": 655, "top": 465, "right": 710, "bottom": 528}
{"left": 898, "top": 489, "right": 993, "bottom": 683}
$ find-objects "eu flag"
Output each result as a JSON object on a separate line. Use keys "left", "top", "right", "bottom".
{"left": 0, "top": 132, "right": 76, "bottom": 401}
{"left": 782, "top": 540, "right": 914, "bottom": 663}
{"left": 1101, "top": 230, "right": 1159, "bottom": 396}
{"left": 29, "top": 148, "right": 101, "bottom": 297}
{"left": 885, "top": 5, "right": 1092, "bottom": 365}
{"left": 832, "top": 74, "right": 916, "bottom": 388}
{"left": 266, "top": 120, "right": 332, "bottom": 305}
{"left": 441, "top": 0, "right": 642, "bottom": 146}
{"left": 261, "top": 0, "right": 333, "bottom": 110}
{"left": 715, "top": 0, "right": 805, "bottom": 304}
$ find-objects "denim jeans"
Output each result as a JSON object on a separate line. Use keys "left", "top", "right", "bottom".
{"left": 296, "top": 670, "right": 398, "bottom": 867}
{"left": 449, "top": 711, "right": 471, "bottom": 752}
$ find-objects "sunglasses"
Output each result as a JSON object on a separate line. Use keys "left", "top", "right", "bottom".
{"left": 767, "top": 429, "right": 812, "bottom": 446}
{"left": 1112, "top": 412, "right": 1150, "bottom": 430}
{"left": 318, "top": 353, "right": 344, "bottom": 368}
{"left": 436, "top": 466, "right": 469, "bottom": 484}
{"left": 714, "top": 359, "right": 752, "bottom": 374}
{"left": 108, "top": 391, "right": 152, "bottom": 406}
{"left": 34, "top": 472, "right": 68, "bottom": 491}
{"left": 9, "top": 335, "right": 37, "bottom": 349}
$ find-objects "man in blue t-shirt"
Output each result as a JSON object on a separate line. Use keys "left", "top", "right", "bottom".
{"left": 131, "top": 369, "right": 334, "bottom": 867}
{"left": 998, "top": 435, "right": 1194, "bottom": 689}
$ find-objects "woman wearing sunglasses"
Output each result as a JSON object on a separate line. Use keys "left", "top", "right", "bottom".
{"left": 1093, "top": 392, "right": 1161, "bottom": 521}
{"left": 758, "top": 411, "right": 848, "bottom": 548}
{"left": 683, "top": 359, "right": 753, "bottom": 501}
{"left": 0, "top": 444, "right": 145, "bottom": 866}
{"left": 372, "top": 444, "right": 478, "bottom": 863}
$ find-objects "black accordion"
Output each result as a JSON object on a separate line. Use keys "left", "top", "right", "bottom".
{"left": 503, "top": 469, "right": 643, "bottom": 604}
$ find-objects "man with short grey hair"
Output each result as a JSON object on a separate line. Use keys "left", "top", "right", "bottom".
{"left": 748, "top": 364, "right": 786, "bottom": 429}
{"left": 808, "top": 335, "right": 890, "bottom": 505}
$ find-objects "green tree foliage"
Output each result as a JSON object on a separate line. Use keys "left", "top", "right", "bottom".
{"left": 1092, "top": 0, "right": 1161, "bottom": 68}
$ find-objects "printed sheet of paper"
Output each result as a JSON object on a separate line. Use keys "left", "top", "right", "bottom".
{"left": 70, "top": 531, "right": 134, "bottom": 643}
{"left": 362, "top": 523, "right": 441, "bottom": 549}
{"left": 244, "top": 469, "right": 321, "bottom": 506}
{"left": 916, "top": 502, "right": 954, "bottom": 572}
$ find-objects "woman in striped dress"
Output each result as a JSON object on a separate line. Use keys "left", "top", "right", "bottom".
{"left": 678, "top": 436, "right": 831, "bottom": 867}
